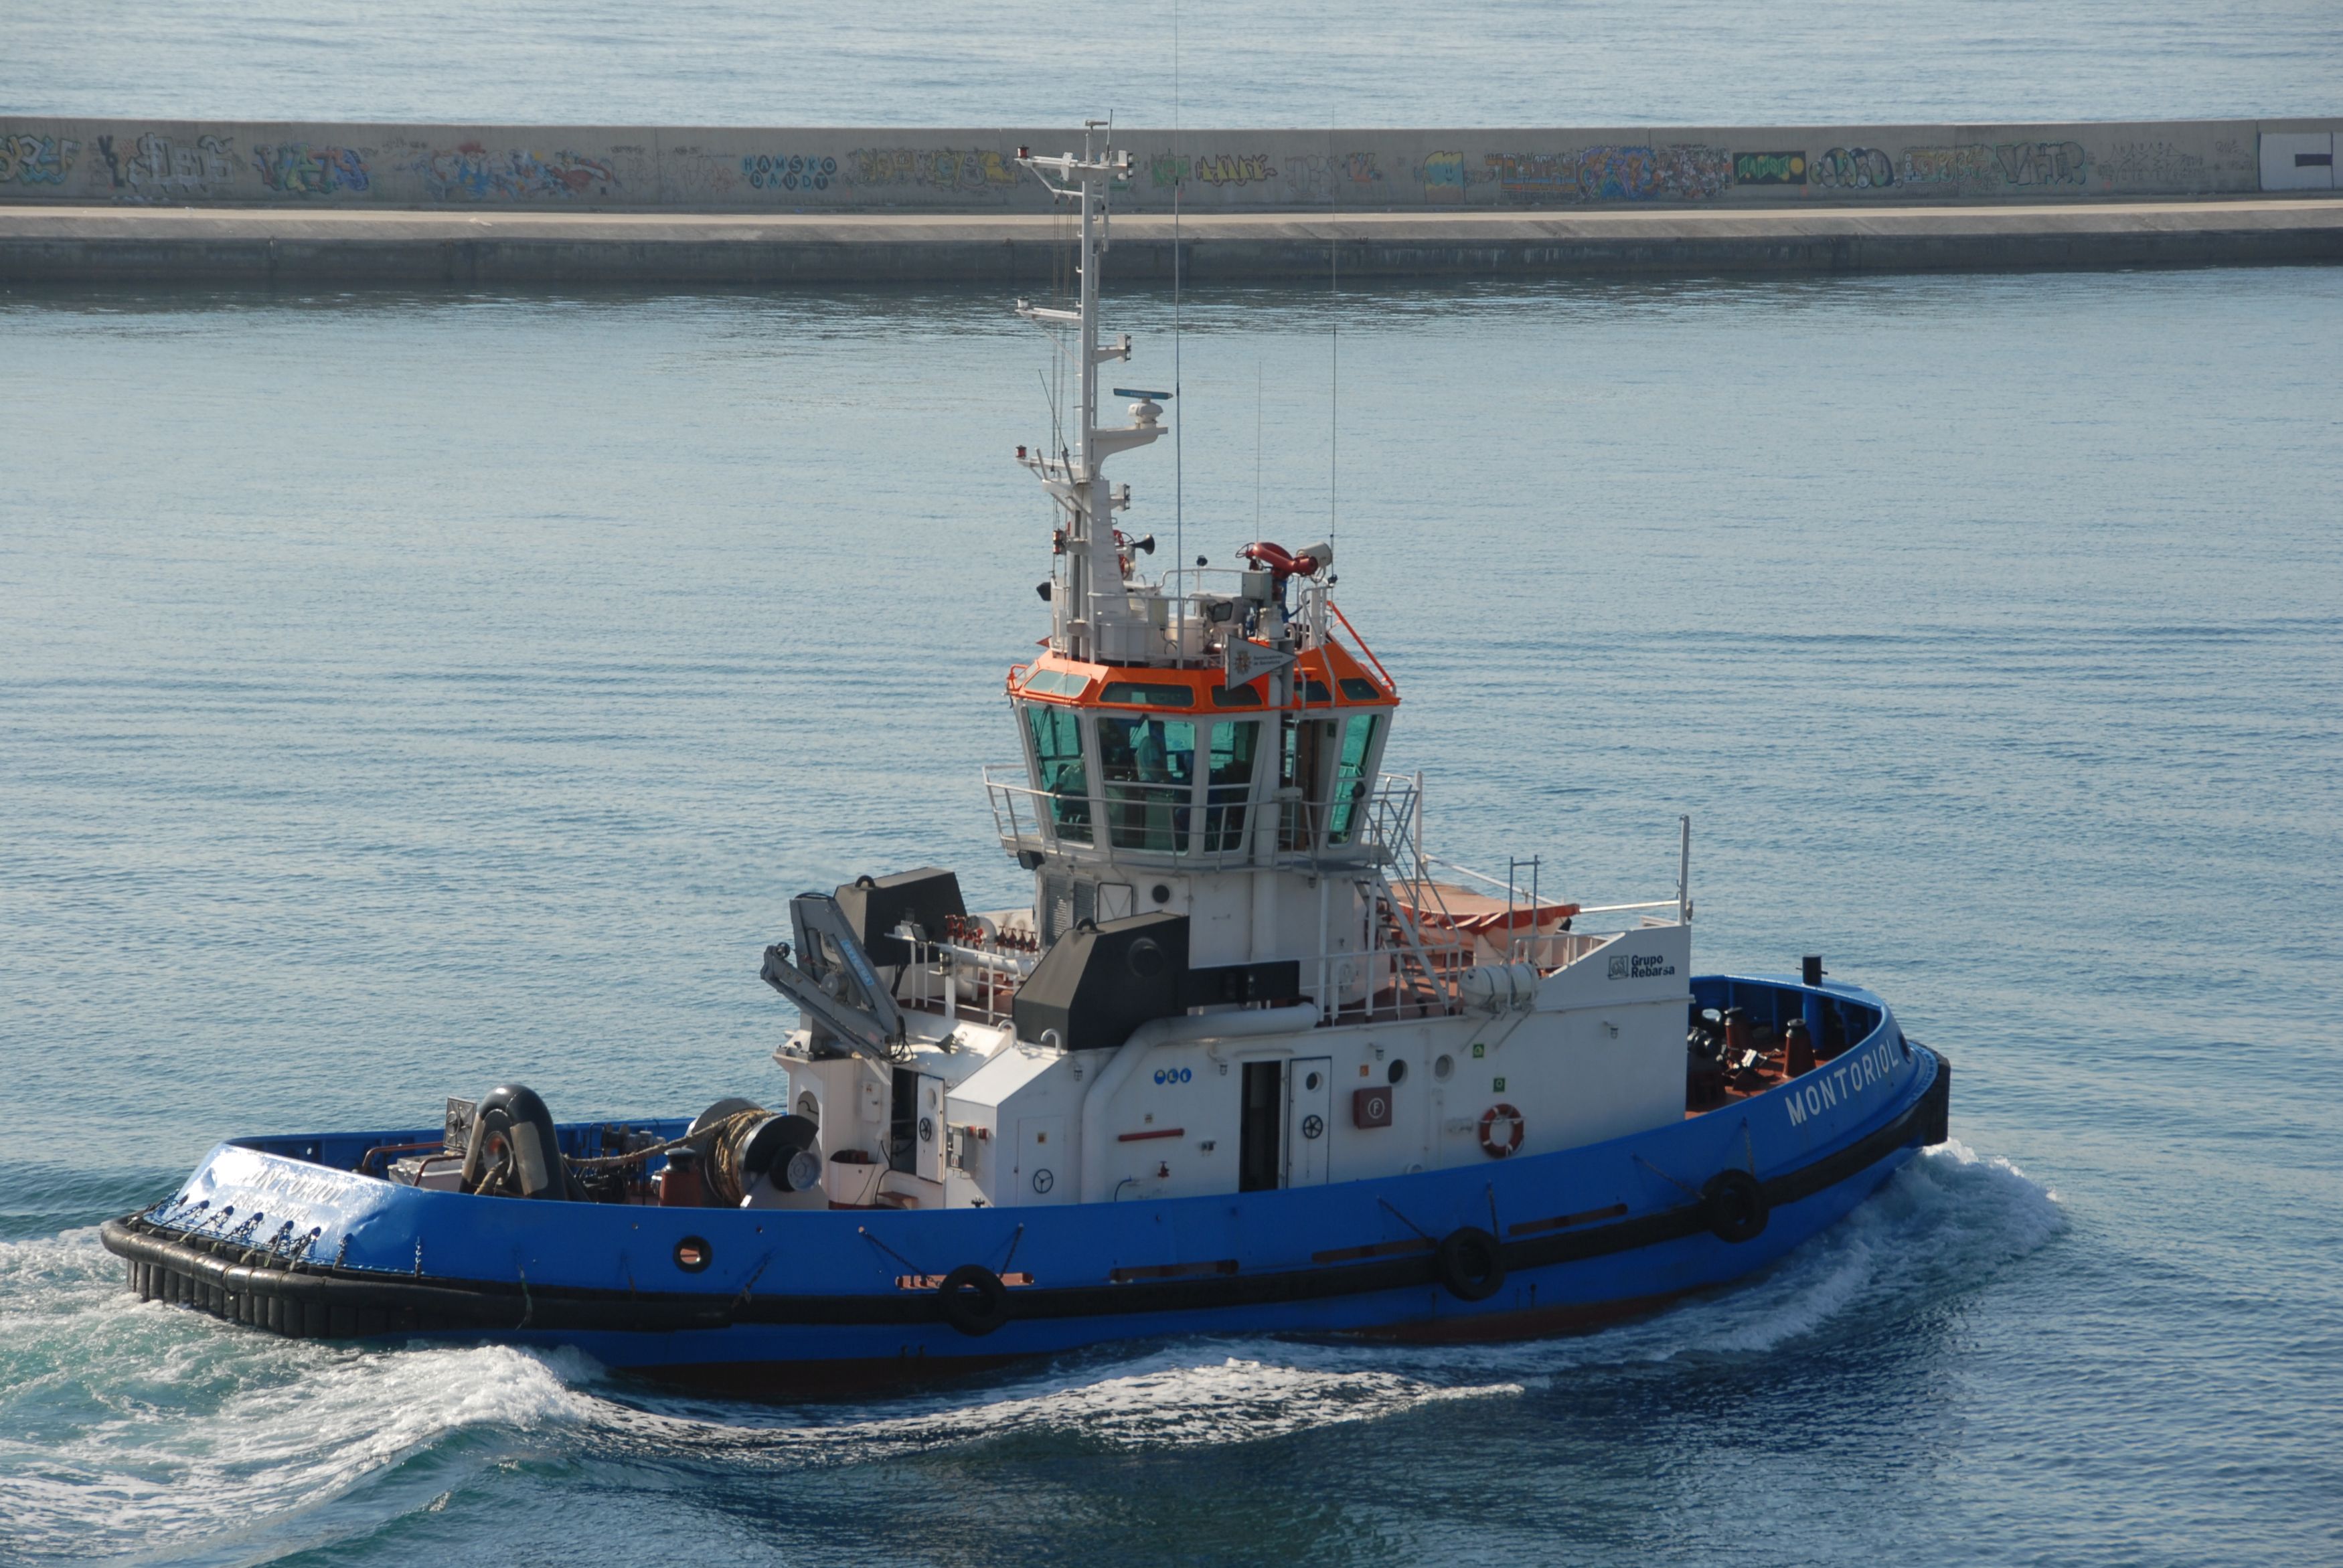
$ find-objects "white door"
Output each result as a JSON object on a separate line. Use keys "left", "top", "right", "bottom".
{"left": 1016, "top": 1114, "right": 1069, "bottom": 1204}
{"left": 913, "top": 1073, "right": 945, "bottom": 1183}
{"left": 1286, "top": 1057, "right": 1332, "bottom": 1186}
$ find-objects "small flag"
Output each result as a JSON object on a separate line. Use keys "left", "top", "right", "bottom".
{"left": 1223, "top": 638, "right": 1296, "bottom": 691}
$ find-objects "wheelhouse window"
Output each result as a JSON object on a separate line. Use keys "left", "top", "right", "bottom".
{"left": 1202, "top": 719, "right": 1261, "bottom": 853}
{"left": 1281, "top": 715, "right": 1337, "bottom": 850}
{"left": 1099, "top": 681, "right": 1190, "bottom": 708}
{"left": 1324, "top": 713, "right": 1384, "bottom": 845}
{"left": 1097, "top": 715, "right": 1195, "bottom": 853}
{"left": 1023, "top": 703, "right": 1092, "bottom": 845}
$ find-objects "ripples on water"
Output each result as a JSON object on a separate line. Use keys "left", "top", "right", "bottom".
{"left": 1, "top": 1148, "right": 2061, "bottom": 1565}
{"left": 3, "top": 269, "right": 2340, "bottom": 1563}
{"left": 2, "top": 0, "right": 2340, "bottom": 123}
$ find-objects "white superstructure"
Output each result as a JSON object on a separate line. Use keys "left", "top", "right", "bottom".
{"left": 769, "top": 124, "right": 1698, "bottom": 1215}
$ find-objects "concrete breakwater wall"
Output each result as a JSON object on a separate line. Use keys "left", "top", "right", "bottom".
{"left": 2, "top": 117, "right": 2337, "bottom": 211}
{"left": 9, "top": 203, "right": 2340, "bottom": 288}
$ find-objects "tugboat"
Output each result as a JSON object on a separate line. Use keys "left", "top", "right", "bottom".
{"left": 102, "top": 124, "right": 1948, "bottom": 1392}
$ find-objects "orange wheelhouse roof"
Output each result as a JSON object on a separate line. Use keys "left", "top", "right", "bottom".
{"left": 1005, "top": 620, "right": 1398, "bottom": 714}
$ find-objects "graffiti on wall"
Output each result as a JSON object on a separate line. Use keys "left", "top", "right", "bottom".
{"left": 1485, "top": 145, "right": 1733, "bottom": 203}
{"left": 1420, "top": 151, "right": 1470, "bottom": 203}
{"left": 1586, "top": 144, "right": 1731, "bottom": 201}
{"left": 405, "top": 143, "right": 616, "bottom": 201}
{"left": 1193, "top": 151, "right": 1275, "bottom": 187}
{"left": 1810, "top": 146, "right": 1894, "bottom": 189}
{"left": 0, "top": 132, "right": 80, "bottom": 185}
{"left": 1996, "top": 140, "right": 2087, "bottom": 185}
{"left": 1898, "top": 145, "right": 1999, "bottom": 185}
{"left": 1281, "top": 151, "right": 1385, "bottom": 201}
{"left": 661, "top": 149, "right": 736, "bottom": 199}
{"left": 846, "top": 146, "right": 1019, "bottom": 191}
{"left": 1898, "top": 140, "right": 2089, "bottom": 188}
{"left": 1734, "top": 151, "right": 1805, "bottom": 185}
{"left": 2095, "top": 141, "right": 2202, "bottom": 186}
{"left": 741, "top": 153, "right": 837, "bottom": 192}
{"left": 95, "top": 133, "right": 236, "bottom": 197}
{"left": 1484, "top": 153, "right": 1574, "bottom": 200}
{"left": 250, "top": 143, "right": 370, "bottom": 195}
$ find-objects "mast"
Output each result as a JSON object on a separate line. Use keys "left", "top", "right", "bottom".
{"left": 1016, "top": 122, "right": 1164, "bottom": 665}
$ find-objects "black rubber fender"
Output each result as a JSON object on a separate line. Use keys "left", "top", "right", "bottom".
{"left": 937, "top": 1263, "right": 1009, "bottom": 1336}
{"left": 1434, "top": 1226, "right": 1508, "bottom": 1302}
{"left": 1701, "top": 1168, "right": 1769, "bottom": 1243}
{"left": 461, "top": 1085, "right": 566, "bottom": 1200}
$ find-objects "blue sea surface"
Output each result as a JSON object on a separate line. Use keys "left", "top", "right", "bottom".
{"left": 3, "top": 264, "right": 2341, "bottom": 1564}
{"left": 2, "top": 0, "right": 2340, "bottom": 124}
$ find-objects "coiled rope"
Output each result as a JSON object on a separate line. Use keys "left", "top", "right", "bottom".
{"left": 562, "top": 1108, "right": 767, "bottom": 1175}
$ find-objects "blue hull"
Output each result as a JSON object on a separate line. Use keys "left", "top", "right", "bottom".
{"left": 102, "top": 977, "right": 1947, "bottom": 1391}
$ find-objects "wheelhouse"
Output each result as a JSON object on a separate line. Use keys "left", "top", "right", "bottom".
{"left": 999, "top": 637, "right": 1399, "bottom": 867}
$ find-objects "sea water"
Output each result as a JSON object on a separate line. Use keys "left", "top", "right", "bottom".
{"left": 3, "top": 0, "right": 2341, "bottom": 125}
{"left": 1, "top": 265, "right": 2340, "bottom": 1563}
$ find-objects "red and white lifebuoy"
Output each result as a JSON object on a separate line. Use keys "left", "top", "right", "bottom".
{"left": 1477, "top": 1102, "right": 1525, "bottom": 1159}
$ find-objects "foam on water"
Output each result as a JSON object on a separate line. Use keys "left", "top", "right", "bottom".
{"left": 6, "top": 270, "right": 2336, "bottom": 1563}
{"left": 0, "top": 1231, "right": 594, "bottom": 1563}
{"left": 0, "top": 1145, "right": 2055, "bottom": 1560}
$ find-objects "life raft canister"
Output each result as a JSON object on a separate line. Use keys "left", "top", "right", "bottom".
{"left": 1477, "top": 1103, "right": 1525, "bottom": 1159}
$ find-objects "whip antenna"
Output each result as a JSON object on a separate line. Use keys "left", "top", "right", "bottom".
{"left": 1172, "top": 0, "right": 1184, "bottom": 642}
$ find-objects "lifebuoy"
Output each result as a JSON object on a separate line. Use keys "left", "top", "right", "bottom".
{"left": 938, "top": 1263, "right": 1009, "bottom": 1336}
{"left": 1477, "top": 1103, "right": 1525, "bottom": 1159}
{"left": 1701, "top": 1169, "right": 1769, "bottom": 1243}
{"left": 1435, "top": 1226, "right": 1507, "bottom": 1301}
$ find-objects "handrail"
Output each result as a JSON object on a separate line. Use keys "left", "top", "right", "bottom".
{"left": 1422, "top": 853, "right": 1524, "bottom": 898}
{"left": 1325, "top": 598, "right": 1397, "bottom": 693}
{"left": 983, "top": 766, "right": 1406, "bottom": 873}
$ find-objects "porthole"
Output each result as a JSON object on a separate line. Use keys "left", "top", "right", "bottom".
{"left": 674, "top": 1236, "right": 713, "bottom": 1273}
{"left": 1433, "top": 1054, "right": 1454, "bottom": 1081}
{"left": 1388, "top": 1059, "right": 1408, "bottom": 1085}
{"left": 1151, "top": 883, "right": 1172, "bottom": 904}
{"left": 1304, "top": 1071, "right": 1322, "bottom": 1092}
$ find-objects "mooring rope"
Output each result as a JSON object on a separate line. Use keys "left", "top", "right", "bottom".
{"left": 560, "top": 1108, "right": 767, "bottom": 1174}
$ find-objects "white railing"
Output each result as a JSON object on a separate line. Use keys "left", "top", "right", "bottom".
{"left": 894, "top": 936, "right": 1042, "bottom": 1030}
{"left": 982, "top": 766, "right": 1412, "bottom": 873}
